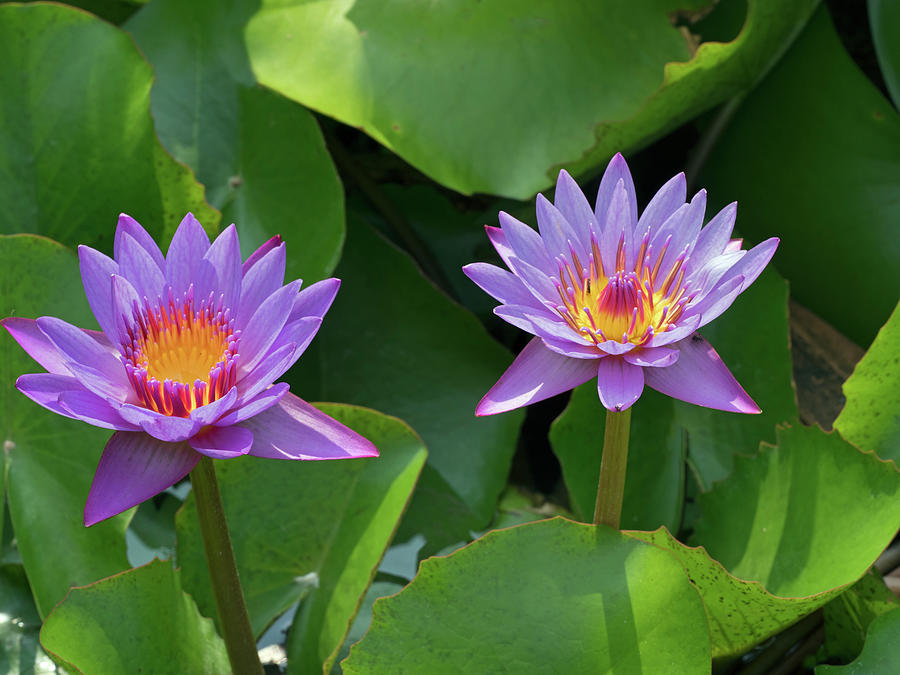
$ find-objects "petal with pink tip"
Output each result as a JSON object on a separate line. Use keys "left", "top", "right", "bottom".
{"left": 189, "top": 425, "right": 253, "bottom": 459}
{"left": 242, "top": 235, "right": 283, "bottom": 275}
{"left": 240, "top": 392, "right": 378, "bottom": 460}
{"left": 596, "top": 357, "right": 644, "bottom": 411}
{"left": 84, "top": 432, "right": 199, "bottom": 526}
{"left": 644, "top": 334, "right": 760, "bottom": 413}
{"left": 238, "top": 241, "right": 286, "bottom": 330}
{"left": 476, "top": 337, "right": 597, "bottom": 415}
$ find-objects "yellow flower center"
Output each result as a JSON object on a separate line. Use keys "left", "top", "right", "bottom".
{"left": 123, "top": 290, "right": 239, "bottom": 416}
{"left": 555, "top": 232, "right": 690, "bottom": 346}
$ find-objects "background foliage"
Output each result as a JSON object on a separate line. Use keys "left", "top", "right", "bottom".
{"left": 1, "top": 0, "right": 899, "bottom": 673}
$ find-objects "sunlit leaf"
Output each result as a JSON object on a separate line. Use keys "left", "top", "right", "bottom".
{"left": 343, "top": 518, "right": 710, "bottom": 672}
{"left": 40, "top": 560, "right": 229, "bottom": 674}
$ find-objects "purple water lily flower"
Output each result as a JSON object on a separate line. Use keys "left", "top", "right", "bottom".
{"left": 2, "top": 214, "right": 377, "bottom": 526}
{"left": 463, "top": 154, "right": 778, "bottom": 415}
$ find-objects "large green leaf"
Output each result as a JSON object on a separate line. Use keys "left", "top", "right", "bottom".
{"left": 126, "top": 0, "right": 344, "bottom": 282}
{"left": 700, "top": 5, "right": 900, "bottom": 345}
{"left": 0, "top": 3, "right": 218, "bottom": 251}
{"left": 176, "top": 404, "right": 426, "bottom": 674}
{"left": 817, "top": 609, "right": 900, "bottom": 674}
{"left": 1, "top": 235, "right": 130, "bottom": 617}
{"left": 40, "top": 560, "right": 229, "bottom": 674}
{"left": 550, "top": 268, "right": 796, "bottom": 523}
{"left": 288, "top": 218, "right": 524, "bottom": 554}
{"left": 343, "top": 518, "right": 710, "bottom": 672}
{"left": 834, "top": 301, "right": 900, "bottom": 464}
{"left": 245, "top": 0, "right": 817, "bottom": 198}
{"left": 692, "top": 424, "right": 900, "bottom": 598}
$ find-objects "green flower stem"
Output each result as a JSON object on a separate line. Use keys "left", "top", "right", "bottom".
{"left": 593, "top": 408, "right": 632, "bottom": 528}
{"left": 190, "top": 456, "right": 263, "bottom": 675}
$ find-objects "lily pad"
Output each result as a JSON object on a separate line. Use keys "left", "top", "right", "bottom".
{"left": 245, "top": 0, "right": 817, "bottom": 198}
{"left": 1, "top": 235, "right": 130, "bottom": 617}
{"left": 700, "top": 6, "right": 900, "bottom": 345}
{"left": 692, "top": 424, "right": 900, "bottom": 598}
{"left": 126, "top": 0, "right": 344, "bottom": 281}
{"left": 834, "top": 301, "right": 900, "bottom": 465}
{"left": 343, "top": 518, "right": 710, "bottom": 673}
{"left": 40, "top": 559, "right": 229, "bottom": 674}
{"left": 0, "top": 3, "right": 218, "bottom": 251}
{"left": 176, "top": 404, "right": 426, "bottom": 674}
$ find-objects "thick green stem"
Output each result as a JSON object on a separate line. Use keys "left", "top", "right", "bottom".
{"left": 190, "top": 456, "right": 263, "bottom": 675}
{"left": 593, "top": 408, "right": 632, "bottom": 528}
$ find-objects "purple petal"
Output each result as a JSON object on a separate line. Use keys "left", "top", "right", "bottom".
{"left": 217, "top": 382, "right": 289, "bottom": 426}
{"left": 498, "top": 211, "right": 555, "bottom": 275}
{"left": 540, "top": 335, "right": 608, "bottom": 359}
{"left": 238, "top": 241, "right": 286, "bottom": 330}
{"left": 596, "top": 357, "right": 645, "bottom": 412}
{"left": 288, "top": 277, "right": 340, "bottom": 322}
{"left": 84, "top": 432, "right": 199, "bottom": 526}
{"left": 687, "top": 250, "right": 745, "bottom": 292}
{"left": 240, "top": 392, "right": 378, "bottom": 460}
{"left": 690, "top": 202, "right": 737, "bottom": 271}
{"left": 724, "top": 238, "right": 743, "bottom": 254}
{"left": 236, "top": 342, "right": 296, "bottom": 401}
{"left": 16, "top": 373, "right": 84, "bottom": 419}
{"left": 188, "top": 425, "right": 253, "bottom": 459}
{"left": 110, "top": 274, "right": 143, "bottom": 347}
{"left": 654, "top": 190, "right": 706, "bottom": 276}
{"left": 635, "top": 172, "right": 686, "bottom": 245}
{"left": 274, "top": 317, "right": 322, "bottom": 371}
{"left": 594, "top": 339, "right": 639, "bottom": 356}
{"left": 237, "top": 280, "right": 301, "bottom": 375}
{"left": 35, "top": 316, "right": 130, "bottom": 400}
{"left": 535, "top": 193, "right": 582, "bottom": 260}
{"left": 476, "top": 337, "right": 598, "bottom": 415}
{"left": 505, "top": 255, "right": 558, "bottom": 307}
{"left": 117, "top": 404, "right": 201, "bottom": 442}
{"left": 115, "top": 231, "right": 167, "bottom": 304}
{"left": 166, "top": 213, "right": 211, "bottom": 296}
{"left": 599, "top": 179, "right": 632, "bottom": 275}
{"left": 723, "top": 237, "right": 779, "bottom": 293}
{"left": 242, "top": 235, "right": 282, "bottom": 275}
{"left": 58, "top": 389, "right": 141, "bottom": 430}
{"left": 594, "top": 153, "right": 637, "bottom": 237}
{"left": 485, "top": 225, "right": 515, "bottom": 269}
{"left": 554, "top": 170, "right": 595, "bottom": 248}
{"left": 462, "top": 263, "right": 541, "bottom": 308}
{"left": 644, "top": 334, "right": 760, "bottom": 413}
{"left": 623, "top": 346, "right": 679, "bottom": 368}
{"left": 684, "top": 275, "right": 745, "bottom": 328}
{"left": 200, "top": 224, "right": 242, "bottom": 310}
{"left": 114, "top": 214, "right": 165, "bottom": 269}
{"left": 646, "top": 314, "right": 702, "bottom": 348}
{"left": 189, "top": 387, "right": 238, "bottom": 426}
{"left": 2, "top": 317, "right": 70, "bottom": 374}
{"left": 78, "top": 245, "right": 120, "bottom": 341}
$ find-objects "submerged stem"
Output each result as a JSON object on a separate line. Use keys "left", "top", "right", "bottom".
{"left": 593, "top": 408, "right": 632, "bottom": 529}
{"left": 191, "top": 456, "right": 263, "bottom": 675}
